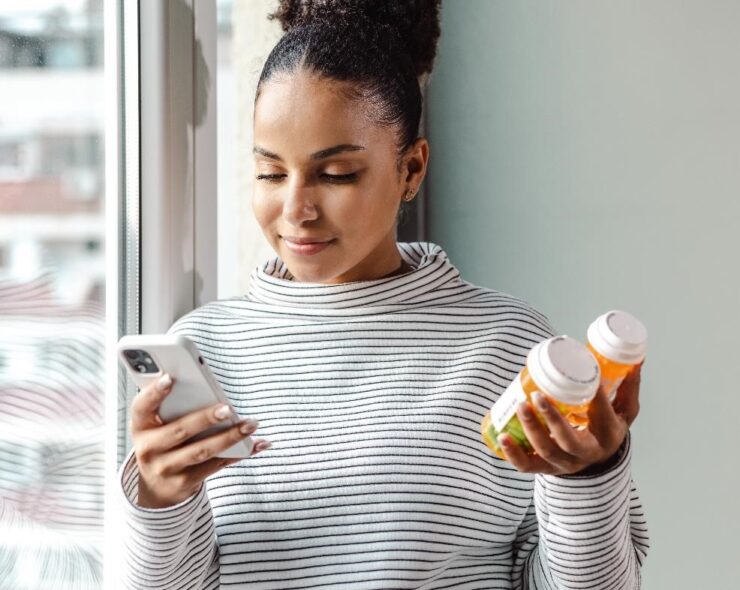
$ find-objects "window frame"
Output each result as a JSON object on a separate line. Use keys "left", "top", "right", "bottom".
{"left": 138, "top": 0, "right": 218, "bottom": 336}
{"left": 107, "top": 0, "right": 219, "bottom": 462}
{"left": 104, "top": 2, "right": 218, "bottom": 586}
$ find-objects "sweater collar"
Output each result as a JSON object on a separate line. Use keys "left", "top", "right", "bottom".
{"left": 247, "top": 241, "right": 461, "bottom": 310}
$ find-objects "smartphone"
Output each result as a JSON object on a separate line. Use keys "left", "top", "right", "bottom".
{"left": 118, "top": 333, "right": 253, "bottom": 458}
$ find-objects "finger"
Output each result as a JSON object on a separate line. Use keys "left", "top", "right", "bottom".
{"left": 147, "top": 400, "right": 256, "bottom": 455}
{"left": 160, "top": 420, "right": 259, "bottom": 474}
{"left": 251, "top": 439, "right": 272, "bottom": 455}
{"left": 187, "top": 438, "right": 271, "bottom": 483}
{"left": 587, "top": 386, "right": 627, "bottom": 448}
{"left": 130, "top": 374, "right": 174, "bottom": 433}
{"left": 613, "top": 364, "right": 642, "bottom": 426}
{"left": 531, "top": 392, "right": 585, "bottom": 456}
{"left": 181, "top": 455, "right": 242, "bottom": 487}
{"left": 516, "top": 401, "right": 577, "bottom": 470}
{"left": 498, "top": 433, "right": 558, "bottom": 474}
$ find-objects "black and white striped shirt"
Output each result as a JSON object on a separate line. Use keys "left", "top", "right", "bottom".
{"left": 117, "top": 241, "right": 649, "bottom": 589}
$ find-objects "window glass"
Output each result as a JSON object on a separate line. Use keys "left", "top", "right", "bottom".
{"left": 0, "top": 1, "right": 105, "bottom": 588}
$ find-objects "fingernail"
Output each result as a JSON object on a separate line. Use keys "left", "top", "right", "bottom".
{"left": 157, "top": 374, "right": 172, "bottom": 391}
{"left": 215, "top": 404, "right": 232, "bottom": 420}
{"left": 533, "top": 392, "right": 547, "bottom": 410}
{"left": 240, "top": 419, "right": 259, "bottom": 434}
{"left": 518, "top": 402, "right": 533, "bottom": 419}
{"left": 497, "top": 434, "right": 509, "bottom": 447}
{"left": 258, "top": 441, "right": 272, "bottom": 451}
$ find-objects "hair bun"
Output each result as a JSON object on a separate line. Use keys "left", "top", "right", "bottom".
{"left": 269, "top": 0, "right": 442, "bottom": 78}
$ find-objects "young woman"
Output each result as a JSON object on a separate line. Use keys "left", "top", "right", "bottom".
{"left": 118, "top": 2, "right": 649, "bottom": 588}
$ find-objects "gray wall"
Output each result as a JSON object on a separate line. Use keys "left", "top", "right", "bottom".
{"left": 427, "top": 2, "right": 739, "bottom": 588}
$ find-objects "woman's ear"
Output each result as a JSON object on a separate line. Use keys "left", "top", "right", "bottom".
{"left": 402, "top": 137, "right": 430, "bottom": 190}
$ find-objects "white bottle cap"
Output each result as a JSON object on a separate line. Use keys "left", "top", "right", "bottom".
{"left": 527, "top": 336, "right": 600, "bottom": 406}
{"left": 587, "top": 310, "right": 647, "bottom": 365}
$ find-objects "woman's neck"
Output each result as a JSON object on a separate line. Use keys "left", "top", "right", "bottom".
{"left": 378, "top": 258, "right": 414, "bottom": 279}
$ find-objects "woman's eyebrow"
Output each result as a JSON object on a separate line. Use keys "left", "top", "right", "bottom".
{"left": 253, "top": 144, "right": 366, "bottom": 161}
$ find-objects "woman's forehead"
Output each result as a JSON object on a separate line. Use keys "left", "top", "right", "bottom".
{"left": 254, "top": 74, "right": 394, "bottom": 158}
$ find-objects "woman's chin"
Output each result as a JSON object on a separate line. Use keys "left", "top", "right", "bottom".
{"left": 282, "top": 247, "right": 348, "bottom": 284}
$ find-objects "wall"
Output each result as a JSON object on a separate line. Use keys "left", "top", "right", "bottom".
{"left": 427, "top": 2, "right": 740, "bottom": 587}
{"left": 231, "top": 0, "right": 281, "bottom": 297}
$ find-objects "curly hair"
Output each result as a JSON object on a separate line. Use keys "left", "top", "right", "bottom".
{"left": 268, "top": 0, "right": 442, "bottom": 78}
{"left": 256, "top": 0, "right": 442, "bottom": 156}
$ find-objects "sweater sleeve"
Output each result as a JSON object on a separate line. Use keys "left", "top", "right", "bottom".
{"left": 511, "top": 433, "right": 650, "bottom": 589}
{"left": 116, "top": 447, "right": 220, "bottom": 590}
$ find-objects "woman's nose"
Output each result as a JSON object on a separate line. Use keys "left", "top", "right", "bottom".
{"left": 282, "top": 181, "right": 319, "bottom": 225}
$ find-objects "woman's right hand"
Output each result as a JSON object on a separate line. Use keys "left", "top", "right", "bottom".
{"left": 130, "top": 374, "right": 270, "bottom": 509}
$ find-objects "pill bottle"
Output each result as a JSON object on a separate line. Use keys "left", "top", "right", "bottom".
{"left": 586, "top": 310, "right": 647, "bottom": 403}
{"left": 481, "top": 335, "right": 600, "bottom": 459}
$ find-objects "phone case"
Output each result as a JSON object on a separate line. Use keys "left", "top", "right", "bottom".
{"left": 118, "top": 334, "right": 253, "bottom": 458}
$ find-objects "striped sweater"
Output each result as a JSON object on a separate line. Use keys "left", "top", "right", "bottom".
{"left": 117, "top": 241, "right": 649, "bottom": 590}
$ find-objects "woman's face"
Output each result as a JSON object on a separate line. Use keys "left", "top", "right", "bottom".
{"left": 252, "top": 70, "right": 428, "bottom": 284}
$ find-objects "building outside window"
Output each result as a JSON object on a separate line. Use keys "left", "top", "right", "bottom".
{"left": 0, "top": 1, "right": 104, "bottom": 588}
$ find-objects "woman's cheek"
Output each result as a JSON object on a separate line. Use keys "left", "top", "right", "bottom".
{"left": 251, "top": 191, "right": 277, "bottom": 228}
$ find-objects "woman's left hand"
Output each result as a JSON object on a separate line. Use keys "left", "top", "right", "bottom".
{"left": 498, "top": 362, "right": 643, "bottom": 475}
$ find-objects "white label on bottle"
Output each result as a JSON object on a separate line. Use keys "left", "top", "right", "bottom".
{"left": 491, "top": 374, "right": 528, "bottom": 431}
{"left": 605, "top": 376, "right": 625, "bottom": 402}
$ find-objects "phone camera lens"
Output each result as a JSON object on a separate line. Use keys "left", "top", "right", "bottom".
{"left": 124, "top": 350, "right": 140, "bottom": 360}
{"left": 135, "top": 364, "right": 148, "bottom": 373}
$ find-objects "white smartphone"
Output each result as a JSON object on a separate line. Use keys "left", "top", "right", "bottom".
{"left": 118, "top": 334, "right": 253, "bottom": 458}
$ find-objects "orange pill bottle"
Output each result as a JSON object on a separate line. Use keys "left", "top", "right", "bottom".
{"left": 586, "top": 310, "right": 647, "bottom": 403}
{"left": 481, "top": 336, "right": 601, "bottom": 460}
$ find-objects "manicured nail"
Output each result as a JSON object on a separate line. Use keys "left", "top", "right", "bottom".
{"left": 497, "top": 434, "right": 510, "bottom": 447}
{"left": 214, "top": 404, "right": 232, "bottom": 420}
{"left": 257, "top": 441, "right": 272, "bottom": 451}
{"left": 240, "top": 419, "right": 259, "bottom": 434}
{"left": 518, "top": 402, "right": 533, "bottom": 419}
{"left": 157, "top": 374, "right": 172, "bottom": 391}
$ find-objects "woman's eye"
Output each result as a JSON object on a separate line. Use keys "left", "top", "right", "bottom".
{"left": 255, "top": 174, "right": 285, "bottom": 182}
{"left": 255, "top": 172, "right": 358, "bottom": 183}
{"left": 321, "top": 173, "right": 358, "bottom": 183}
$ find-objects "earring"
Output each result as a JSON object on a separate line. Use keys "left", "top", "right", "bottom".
{"left": 404, "top": 189, "right": 415, "bottom": 202}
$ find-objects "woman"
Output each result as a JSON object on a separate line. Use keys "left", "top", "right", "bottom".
{"left": 118, "top": 2, "right": 649, "bottom": 588}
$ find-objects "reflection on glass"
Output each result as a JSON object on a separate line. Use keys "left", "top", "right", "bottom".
{"left": 0, "top": 1, "right": 104, "bottom": 588}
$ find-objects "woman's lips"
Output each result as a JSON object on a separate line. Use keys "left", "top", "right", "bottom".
{"left": 283, "top": 238, "right": 335, "bottom": 256}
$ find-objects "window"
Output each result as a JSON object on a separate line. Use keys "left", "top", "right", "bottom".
{"left": 0, "top": 1, "right": 105, "bottom": 588}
